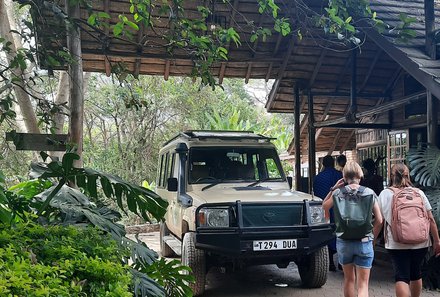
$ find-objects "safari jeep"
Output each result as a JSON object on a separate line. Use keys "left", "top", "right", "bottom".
{"left": 156, "top": 131, "right": 334, "bottom": 296}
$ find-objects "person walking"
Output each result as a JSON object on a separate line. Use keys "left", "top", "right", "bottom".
{"left": 377, "top": 163, "right": 440, "bottom": 297}
{"left": 336, "top": 154, "right": 347, "bottom": 171}
{"left": 313, "top": 155, "right": 342, "bottom": 271}
{"left": 323, "top": 161, "right": 383, "bottom": 297}
{"left": 360, "top": 158, "right": 384, "bottom": 196}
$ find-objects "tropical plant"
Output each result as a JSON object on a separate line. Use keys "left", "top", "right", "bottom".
{"left": 407, "top": 144, "right": 440, "bottom": 289}
{"left": 0, "top": 151, "right": 194, "bottom": 296}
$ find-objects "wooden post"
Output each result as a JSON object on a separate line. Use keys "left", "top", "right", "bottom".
{"left": 424, "top": 0, "right": 436, "bottom": 59}
{"left": 308, "top": 90, "right": 316, "bottom": 194}
{"left": 427, "top": 91, "right": 438, "bottom": 145}
{"left": 350, "top": 49, "right": 358, "bottom": 117}
{"left": 294, "top": 85, "right": 301, "bottom": 191}
{"left": 66, "top": 0, "right": 84, "bottom": 166}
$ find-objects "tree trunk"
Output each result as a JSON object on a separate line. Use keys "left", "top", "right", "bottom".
{"left": 53, "top": 71, "right": 70, "bottom": 134}
{"left": 0, "top": 0, "right": 40, "bottom": 133}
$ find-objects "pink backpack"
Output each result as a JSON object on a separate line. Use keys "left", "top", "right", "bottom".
{"left": 389, "top": 187, "right": 430, "bottom": 244}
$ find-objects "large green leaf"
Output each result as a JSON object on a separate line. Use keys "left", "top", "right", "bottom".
{"left": 30, "top": 152, "right": 168, "bottom": 222}
{"left": 407, "top": 146, "right": 440, "bottom": 187}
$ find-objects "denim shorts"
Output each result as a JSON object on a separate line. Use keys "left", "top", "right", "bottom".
{"left": 336, "top": 238, "right": 374, "bottom": 269}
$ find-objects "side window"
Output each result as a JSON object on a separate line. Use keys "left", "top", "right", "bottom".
{"left": 169, "top": 153, "right": 176, "bottom": 178}
{"left": 162, "top": 153, "right": 170, "bottom": 187}
{"left": 266, "top": 158, "right": 282, "bottom": 179}
{"left": 158, "top": 154, "right": 165, "bottom": 188}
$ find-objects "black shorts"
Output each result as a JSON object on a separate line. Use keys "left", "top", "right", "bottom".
{"left": 387, "top": 248, "right": 428, "bottom": 284}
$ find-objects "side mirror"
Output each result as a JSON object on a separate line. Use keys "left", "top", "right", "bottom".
{"left": 287, "top": 176, "right": 293, "bottom": 190}
{"left": 167, "top": 177, "right": 178, "bottom": 192}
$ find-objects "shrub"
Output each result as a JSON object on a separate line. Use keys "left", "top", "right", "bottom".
{"left": 0, "top": 222, "right": 133, "bottom": 297}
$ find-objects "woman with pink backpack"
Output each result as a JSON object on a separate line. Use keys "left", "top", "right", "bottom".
{"left": 377, "top": 163, "right": 440, "bottom": 297}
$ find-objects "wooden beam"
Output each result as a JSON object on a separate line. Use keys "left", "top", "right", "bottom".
{"left": 103, "top": 0, "right": 111, "bottom": 76}
{"left": 427, "top": 90, "right": 438, "bottom": 144}
{"left": 339, "top": 130, "right": 355, "bottom": 153}
{"left": 328, "top": 130, "right": 343, "bottom": 154}
{"left": 315, "top": 98, "right": 334, "bottom": 141}
{"left": 314, "top": 91, "right": 426, "bottom": 128}
{"left": 323, "top": 123, "right": 391, "bottom": 129}
{"left": 384, "top": 67, "right": 403, "bottom": 95}
{"left": 424, "top": 0, "right": 436, "bottom": 59}
{"left": 164, "top": 60, "right": 170, "bottom": 81}
{"left": 265, "top": 38, "right": 295, "bottom": 110}
{"left": 133, "top": 22, "right": 145, "bottom": 78}
{"left": 294, "top": 86, "right": 301, "bottom": 190}
{"left": 265, "top": 34, "right": 283, "bottom": 82}
{"left": 6, "top": 132, "right": 68, "bottom": 151}
{"left": 245, "top": 62, "right": 252, "bottom": 83}
{"left": 335, "top": 55, "right": 352, "bottom": 92}
{"left": 362, "top": 22, "right": 440, "bottom": 99}
{"left": 308, "top": 49, "right": 327, "bottom": 88}
{"left": 219, "top": 0, "right": 239, "bottom": 85}
{"left": 308, "top": 90, "right": 316, "bottom": 193}
{"left": 359, "top": 49, "right": 382, "bottom": 92}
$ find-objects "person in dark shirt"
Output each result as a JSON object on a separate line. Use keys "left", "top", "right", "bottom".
{"left": 360, "top": 158, "right": 384, "bottom": 196}
{"left": 336, "top": 154, "right": 347, "bottom": 171}
{"left": 313, "top": 155, "right": 342, "bottom": 271}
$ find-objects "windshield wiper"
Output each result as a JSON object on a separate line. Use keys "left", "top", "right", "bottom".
{"left": 246, "top": 178, "right": 272, "bottom": 187}
{"left": 201, "top": 179, "right": 223, "bottom": 191}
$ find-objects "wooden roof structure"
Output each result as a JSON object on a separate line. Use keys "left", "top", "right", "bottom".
{"left": 32, "top": 0, "right": 440, "bottom": 156}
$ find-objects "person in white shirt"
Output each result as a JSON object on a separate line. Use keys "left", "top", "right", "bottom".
{"left": 377, "top": 163, "right": 440, "bottom": 297}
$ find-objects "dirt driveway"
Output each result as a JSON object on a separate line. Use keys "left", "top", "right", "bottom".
{"left": 138, "top": 232, "right": 440, "bottom": 297}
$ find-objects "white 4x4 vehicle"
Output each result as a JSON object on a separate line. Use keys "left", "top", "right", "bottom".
{"left": 156, "top": 131, "right": 334, "bottom": 295}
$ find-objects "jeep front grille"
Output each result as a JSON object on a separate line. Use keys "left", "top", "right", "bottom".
{"left": 241, "top": 204, "right": 303, "bottom": 227}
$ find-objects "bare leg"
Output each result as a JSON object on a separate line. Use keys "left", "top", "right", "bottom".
{"left": 409, "top": 279, "right": 422, "bottom": 297}
{"left": 395, "top": 281, "right": 410, "bottom": 297}
{"left": 355, "top": 266, "right": 371, "bottom": 297}
{"left": 342, "top": 264, "right": 356, "bottom": 297}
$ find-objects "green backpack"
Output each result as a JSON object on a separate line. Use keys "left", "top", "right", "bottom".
{"left": 333, "top": 186, "right": 374, "bottom": 240}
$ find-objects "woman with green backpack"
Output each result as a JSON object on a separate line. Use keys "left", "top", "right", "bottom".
{"left": 377, "top": 163, "right": 440, "bottom": 297}
{"left": 323, "top": 161, "right": 383, "bottom": 297}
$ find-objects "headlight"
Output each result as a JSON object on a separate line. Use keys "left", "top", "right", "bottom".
{"left": 309, "top": 205, "right": 325, "bottom": 225}
{"left": 198, "top": 207, "right": 230, "bottom": 227}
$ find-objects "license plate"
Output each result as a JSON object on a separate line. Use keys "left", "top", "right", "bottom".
{"left": 253, "top": 239, "right": 297, "bottom": 251}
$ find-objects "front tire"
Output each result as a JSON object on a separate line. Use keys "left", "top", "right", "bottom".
{"left": 181, "top": 232, "right": 206, "bottom": 296}
{"left": 160, "top": 222, "right": 174, "bottom": 257}
{"left": 297, "top": 246, "right": 328, "bottom": 288}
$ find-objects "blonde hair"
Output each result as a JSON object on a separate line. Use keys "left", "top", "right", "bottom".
{"left": 390, "top": 163, "right": 413, "bottom": 188}
{"left": 343, "top": 161, "right": 363, "bottom": 184}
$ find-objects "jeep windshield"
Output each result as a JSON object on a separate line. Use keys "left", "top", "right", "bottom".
{"left": 188, "top": 147, "right": 285, "bottom": 186}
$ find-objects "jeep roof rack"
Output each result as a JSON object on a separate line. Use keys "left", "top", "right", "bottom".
{"left": 162, "top": 130, "right": 275, "bottom": 146}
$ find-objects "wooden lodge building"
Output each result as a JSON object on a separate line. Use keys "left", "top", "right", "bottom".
{"left": 31, "top": 0, "right": 440, "bottom": 192}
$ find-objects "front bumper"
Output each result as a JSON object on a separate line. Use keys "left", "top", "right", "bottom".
{"left": 195, "top": 200, "right": 335, "bottom": 258}
{"left": 196, "top": 224, "right": 334, "bottom": 257}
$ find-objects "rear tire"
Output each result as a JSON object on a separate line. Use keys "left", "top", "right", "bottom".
{"left": 160, "top": 222, "right": 174, "bottom": 257}
{"left": 297, "top": 246, "right": 328, "bottom": 288}
{"left": 181, "top": 232, "right": 206, "bottom": 296}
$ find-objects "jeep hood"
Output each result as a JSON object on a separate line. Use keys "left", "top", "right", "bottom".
{"left": 188, "top": 184, "right": 318, "bottom": 204}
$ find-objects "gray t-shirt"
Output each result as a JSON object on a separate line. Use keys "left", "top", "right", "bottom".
{"left": 377, "top": 187, "right": 432, "bottom": 250}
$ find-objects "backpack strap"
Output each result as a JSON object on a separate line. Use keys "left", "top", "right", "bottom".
{"left": 357, "top": 186, "right": 366, "bottom": 194}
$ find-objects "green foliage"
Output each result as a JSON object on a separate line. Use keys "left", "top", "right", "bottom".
{"left": 30, "top": 151, "right": 167, "bottom": 223}
{"left": 142, "top": 258, "right": 194, "bottom": 297}
{"left": 407, "top": 145, "right": 440, "bottom": 188}
{"left": 0, "top": 222, "right": 133, "bottom": 297}
{"left": 394, "top": 13, "right": 417, "bottom": 43}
